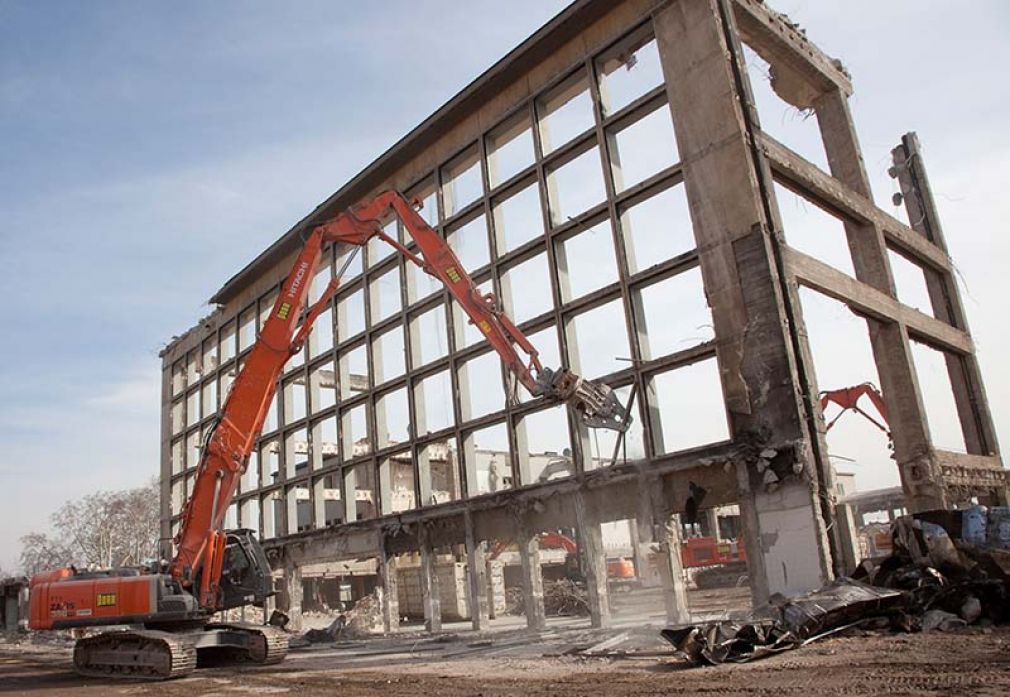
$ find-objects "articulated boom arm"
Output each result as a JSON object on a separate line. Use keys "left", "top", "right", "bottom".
{"left": 171, "top": 190, "right": 630, "bottom": 610}
{"left": 819, "top": 382, "right": 890, "bottom": 435}
{"left": 315, "top": 191, "right": 631, "bottom": 431}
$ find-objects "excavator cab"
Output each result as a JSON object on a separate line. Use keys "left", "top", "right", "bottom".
{"left": 217, "top": 529, "right": 275, "bottom": 611}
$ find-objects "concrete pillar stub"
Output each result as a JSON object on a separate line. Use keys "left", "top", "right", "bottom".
{"left": 378, "top": 541, "right": 400, "bottom": 634}
{"left": 283, "top": 557, "right": 303, "bottom": 632}
{"left": 517, "top": 522, "right": 546, "bottom": 631}
{"left": 574, "top": 492, "right": 611, "bottom": 628}
{"left": 464, "top": 511, "right": 490, "bottom": 631}
{"left": 418, "top": 527, "right": 441, "bottom": 632}
{"left": 656, "top": 515, "right": 689, "bottom": 625}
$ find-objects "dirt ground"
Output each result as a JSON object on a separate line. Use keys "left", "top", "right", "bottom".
{"left": 3, "top": 627, "right": 1009, "bottom": 697}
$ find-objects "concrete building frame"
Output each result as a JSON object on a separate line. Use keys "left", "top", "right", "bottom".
{"left": 159, "top": 0, "right": 1006, "bottom": 632}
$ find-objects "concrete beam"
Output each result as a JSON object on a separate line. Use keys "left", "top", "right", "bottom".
{"left": 760, "top": 134, "right": 951, "bottom": 273}
{"left": 785, "top": 248, "right": 973, "bottom": 355}
{"left": 731, "top": 0, "right": 852, "bottom": 104}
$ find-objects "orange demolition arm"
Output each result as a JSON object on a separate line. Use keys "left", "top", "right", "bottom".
{"left": 819, "top": 382, "right": 890, "bottom": 435}
{"left": 171, "top": 190, "right": 630, "bottom": 608}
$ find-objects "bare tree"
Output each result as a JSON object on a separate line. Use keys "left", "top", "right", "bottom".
{"left": 19, "top": 480, "right": 161, "bottom": 574}
{"left": 18, "top": 532, "right": 75, "bottom": 577}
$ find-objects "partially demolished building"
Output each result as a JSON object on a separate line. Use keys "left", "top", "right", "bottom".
{"left": 159, "top": 0, "right": 1006, "bottom": 632}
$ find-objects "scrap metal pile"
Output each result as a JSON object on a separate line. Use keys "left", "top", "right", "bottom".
{"left": 663, "top": 507, "right": 1010, "bottom": 666}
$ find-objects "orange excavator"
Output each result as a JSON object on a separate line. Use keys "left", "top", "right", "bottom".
{"left": 27, "top": 191, "right": 631, "bottom": 679}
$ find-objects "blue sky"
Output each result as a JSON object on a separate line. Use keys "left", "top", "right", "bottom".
{"left": 1, "top": 1, "right": 1008, "bottom": 571}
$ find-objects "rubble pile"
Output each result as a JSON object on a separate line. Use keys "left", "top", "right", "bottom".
{"left": 503, "top": 579, "right": 591, "bottom": 617}
{"left": 663, "top": 507, "right": 1010, "bottom": 666}
{"left": 303, "top": 590, "right": 383, "bottom": 643}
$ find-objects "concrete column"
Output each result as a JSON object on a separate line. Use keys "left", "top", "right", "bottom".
{"left": 418, "top": 527, "right": 441, "bottom": 632}
{"left": 464, "top": 512, "right": 490, "bottom": 631}
{"left": 284, "top": 558, "right": 303, "bottom": 632}
{"left": 574, "top": 492, "right": 611, "bottom": 628}
{"left": 378, "top": 540, "right": 400, "bottom": 634}
{"left": 655, "top": 515, "right": 690, "bottom": 625}
{"left": 654, "top": 0, "right": 833, "bottom": 603}
{"left": 834, "top": 503, "right": 862, "bottom": 575}
{"left": 517, "top": 523, "right": 546, "bottom": 631}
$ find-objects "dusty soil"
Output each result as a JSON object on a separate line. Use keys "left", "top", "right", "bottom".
{"left": 3, "top": 627, "right": 1009, "bottom": 697}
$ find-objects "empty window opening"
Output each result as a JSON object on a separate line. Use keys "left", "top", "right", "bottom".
{"left": 315, "top": 415, "right": 339, "bottom": 462}
{"left": 220, "top": 322, "right": 236, "bottom": 364}
{"left": 309, "top": 256, "right": 333, "bottom": 304}
{"left": 447, "top": 213, "right": 491, "bottom": 273}
{"left": 421, "top": 440, "right": 461, "bottom": 505}
{"left": 284, "top": 380, "right": 307, "bottom": 424}
{"left": 337, "top": 288, "right": 366, "bottom": 342}
{"left": 367, "top": 219, "right": 399, "bottom": 269}
{"left": 372, "top": 325, "right": 406, "bottom": 385}
{"left": 238, "top": 308, "right": 256, "bottom": 353}
{"left": 798, "top": 287, "right": 895, "bottom": 491}
{"left": 407, "top": 179, "right": 438, "bottom": 228}
{"left": 186, "top": 390, "right": 200, "bottom": 428}
{"left": 459, "top": 350, "right": 505, "bottom": 421}
{"left": 888, "top": 249, "right": 935, "bottom": 316}
{"left": 620, "top": 184, "right": 694, "bottom": 274}
{"left": 492, "top": 182, "right": 544, "bottom": 255}
{"left": 285, "top": 427, "right": 308, "bottom": 479}
{"left": 370, "top": 266, "right": 403, "bottom": 325}
{"left": 634, "top": 266, "right": 713, "bottom": 359}
{"left": 442, "top": 147, "right": 483, "bottom": 217}
{"left": 345, "top": 463, "right": 377, "bottom": 521}
{"left": 384, "top": 450, "right": 416, "bottom": 513}
{"left": 537, "top": 72, "right": 595, "bottom": 155}
{"left": 741, "top": 44, "right": 830, "bottom": 174}
{"left": 555, "top": 219, "right": 619, "bottom": 302}
{"left": 464, "top": 422, "right": 512, "bottom": 496}
{"left": 415, "top": 369, "right": 454, "bottom": 435}
{"left": 910, "top": 340, "right": 968, "bottom": 454}
{"left": 263, "top": 392, "right": 279, "bottom": 433}
{"left": 410, "top": 304, "right": 449, "bottom": 368}
{"left": 310, "top": 361, "right": 337, "bottom": 414}
{"left": 289, "top": 485, "right": 312, "bottom": 533}
{"left": 775, "top": 182, "right": 855, "bottom": 278}
{"left": 342, "top": 404, "right": 371, "bottom": 458}
{"left": 243, "top": 450, "right": 259, "bottom": 493}
{"left": 339, "top": 344, "right": 369, "bottom": 399}
{"left": 648, "top": 358, "right": 728, "bottom": 456}
{"left": 261, "top": 438, "right": 280, "bottom": 487}
{"left": 566, "top": 298, "right": 631, "bottom": 379}
{"left": 308, "top": 306, "right": 334, "bottom": 358}
{"left": 376, "top": 386, "right": 410, "bottom": 448}
{"left": 517, "top": 404, "right": 573, "bottom": 485}
{"left": 487, "top": 114, "right": 535, "bottom": 188}
{"left": 546, "top": 146, "right": 607, "bottom": 225}
{"left": 597, "top": 35, "right": 664, "bottom": 116}
{"left": 201, "top": 381, "right": 217, "bottom": 420}
{"left": 336, "top": 244, "right": 363, "bottom": 284}
{"left": 501, "top": 252, "right": 553, "bottom": 325}
{"left": 608, "top": 105, "right": 679, "bottom": 192}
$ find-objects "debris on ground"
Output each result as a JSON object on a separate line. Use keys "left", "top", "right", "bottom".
{"left": 663, "top": 506, "right": 1010, "bottom": 666}
{"left": 302, "top": 590, "right": 384, "bottom": 643}
{"left": 503, "top": 579, "right": 591, "bottom": 617}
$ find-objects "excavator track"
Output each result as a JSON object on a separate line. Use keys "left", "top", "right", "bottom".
{"left": 73, "top": 629, "right": 197, "bottom": 680}
{"left": 204, "top": 622, "right": 289, "bottom": 664}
